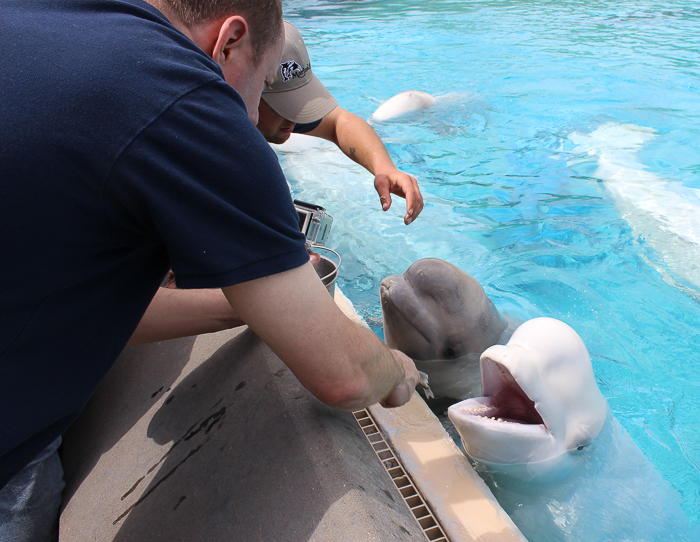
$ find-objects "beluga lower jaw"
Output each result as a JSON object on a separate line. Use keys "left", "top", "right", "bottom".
{"left": 448, "top": 360, "right": 557, "bottom": 467}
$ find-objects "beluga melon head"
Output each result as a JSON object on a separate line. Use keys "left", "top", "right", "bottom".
{"left": 380, "top": 258, "right": 512, "bottom": 399}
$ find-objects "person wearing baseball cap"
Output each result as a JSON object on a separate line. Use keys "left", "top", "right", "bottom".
{"left": 257, "top": 21, "right": 424, "bottom": 225}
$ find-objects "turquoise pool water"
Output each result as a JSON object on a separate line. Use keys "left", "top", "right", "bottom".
{"left": 278, "top": 0, "right": 700, "bottom": 530}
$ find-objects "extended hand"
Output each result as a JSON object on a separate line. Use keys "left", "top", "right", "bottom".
{"left": 374, "top": 169, "right": 424, "bottom": 225}
{"left": 380, "top": 349, "right": 420, "bottom": 408}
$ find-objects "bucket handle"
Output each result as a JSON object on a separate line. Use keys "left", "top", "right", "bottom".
{"left": 310, "top": 245, "right": 341, "bottom": 283}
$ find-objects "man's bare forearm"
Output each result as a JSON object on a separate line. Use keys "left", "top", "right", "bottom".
{"left": 222, "top": 262, "right": 418, "bottom": 410}
{"left": 347, "top": 327, "right": 419, "bottom": 410}
{"left": 318, "top": 319, "right": 407, "bottom": 410}
{"left": 312, "top": 107, "right": 395, "bottom": 174}
{"left": 308, "top": 107, "right": 423, "bottom": 224}
{"left": 127, "top": 287, "right": 243, "bottom": 346}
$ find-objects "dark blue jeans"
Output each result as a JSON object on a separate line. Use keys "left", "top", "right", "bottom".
{"left": 0, "top": 437, "right": 64, "bottom": 542}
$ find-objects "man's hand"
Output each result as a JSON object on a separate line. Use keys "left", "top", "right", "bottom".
{"left": 307, "top": 248, "right": 321, "bottom": 266}
{"left": 374, "top": 169, "right": 424, "bottom": 225}
{"left": 308, "top": 108, "right": 424, "bottom": 225}
{"left": 379, "top": 349, "right": 420, "bottom": 408}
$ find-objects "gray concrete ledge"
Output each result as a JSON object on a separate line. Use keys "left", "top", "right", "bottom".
{"left": 59, "top": 288, "right": 527, "bottom": 542}
{"left": 60, "top": 327, "right": 425, "bottom": 541}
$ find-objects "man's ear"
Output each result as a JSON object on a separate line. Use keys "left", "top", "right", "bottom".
{"left": 212, "top": 15, "right": 249, "bottom": 65}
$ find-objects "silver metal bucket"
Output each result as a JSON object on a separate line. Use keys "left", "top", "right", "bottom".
{"left": 313, "top": 246, "right": 341, "bottom": 296}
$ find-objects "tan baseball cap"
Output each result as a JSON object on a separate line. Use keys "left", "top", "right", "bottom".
{"left": 262, "top": 21, "right": 338, "bottom": 124}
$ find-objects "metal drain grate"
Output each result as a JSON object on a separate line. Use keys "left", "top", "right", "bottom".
{"left": 353, "top": 409, "right": 449, "bottom": 542}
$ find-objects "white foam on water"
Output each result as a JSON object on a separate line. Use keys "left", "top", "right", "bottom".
{"left": 272, "top": 133, "right": 376, "bottom": 208}
{"left": 567, "top": 123, "right": 700, "bottom": 293}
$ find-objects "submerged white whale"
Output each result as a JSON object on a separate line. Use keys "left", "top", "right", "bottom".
{"left": 568, "top": 123, "right": 700, "bottom": 295}
{"left": 448, "top": 317, "right": 698, "bottom": 541}
{"left": 371, "top": 90, "right": 436, "bottom": 121}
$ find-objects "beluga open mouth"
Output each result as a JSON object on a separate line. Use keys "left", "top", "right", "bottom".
{"left": 457, "top": 360, "right": 544, "bottom": 426}
{"left": 447, "top": 318, "right": 699, "bottom": 542}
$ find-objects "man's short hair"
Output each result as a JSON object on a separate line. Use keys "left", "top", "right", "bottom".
{"left": 163, "top": 0, "right": 283, "bottom": 63}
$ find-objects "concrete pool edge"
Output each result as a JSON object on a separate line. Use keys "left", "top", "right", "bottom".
{"left": 367, "top": 397, "right": 527, "bottom": 542}
{"left": 59, "top": 325, "right": 428, "bottom": 540}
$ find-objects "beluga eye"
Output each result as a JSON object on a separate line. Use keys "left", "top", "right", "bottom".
{"left": 442, "top": 344, "right": 463, "bottom": 360}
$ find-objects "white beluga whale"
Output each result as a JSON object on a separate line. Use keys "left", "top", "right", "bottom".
{"left": 371, "top": 90, "right": 436, "bottom": 121}
{"left": 448, "top": 317, "right": 697, "bottom": 541}
{"left": 380, "top": 258, "right": 518, "bottom": 399}
{"left": 448, "top": 318, "right": 607, "bottom": 476}
{"left": 567, "top": 122, "right": 700, "bottom": 295}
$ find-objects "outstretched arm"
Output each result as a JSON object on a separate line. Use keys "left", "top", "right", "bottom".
{"left": 223, "top": 261, "right": 420, "bottom": 410}
{"left": 307, "top": 107, "right": 424, "bottom": 225}
{"left": 129, "top": 263, "right": 419, "bottom": 410}
{"left": 128, "top": 249, "right": 324, "bottom": 347}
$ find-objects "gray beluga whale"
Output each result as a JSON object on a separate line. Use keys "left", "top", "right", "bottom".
{"left": 380, "top": 258, "right": 518, "bottom": 399}
{"left": 371, "top": 90, "right": 436, "bottom": 121}
{"left": 448, "top": 317, "right": 698, "bottom": 542}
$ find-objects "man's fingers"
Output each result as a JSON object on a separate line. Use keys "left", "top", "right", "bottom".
{"left": 379, "top": 349, "right": 419, "bottom": 408}
{"left": 374, "top": 171, "right": 424, "bottom": 224}
{"left": 404, "top": 189, "right": 416, "bottom": 225}
{"left": 402, "top": 174, "right": 424, "bottom": 225}
{"left": 375, "top": 175, "right": 393, "bottom": 211}
{"left": 407, "top": 175, "right": 423, "bottom": 222}
{"left": 307, "top": 249, "right": 321, "bottom": 266}
{"left": 380, "top": 193, "right": 392, "bottom": 211}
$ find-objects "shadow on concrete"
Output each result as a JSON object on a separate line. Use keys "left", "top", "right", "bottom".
{"left": 61, "top": 337, "right": 196, "bottom": 507}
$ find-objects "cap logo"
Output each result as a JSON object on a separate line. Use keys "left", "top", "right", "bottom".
{"left": 280, "top": 60, "right": 311, "bottom": 82}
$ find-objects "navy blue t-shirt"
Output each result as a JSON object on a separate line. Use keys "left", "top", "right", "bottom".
{"left": 0, "top": 0, "right": 308, "bottom": 487}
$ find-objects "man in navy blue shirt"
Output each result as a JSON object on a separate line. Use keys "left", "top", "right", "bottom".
{"left": 0, "top": 0, "right": 419, "bottom": 539}
{"left": 258, "top": 22, "right": 424, "bottom": 226}
{"left": 128, "top": 21, "right": 428, "bottom": 346}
